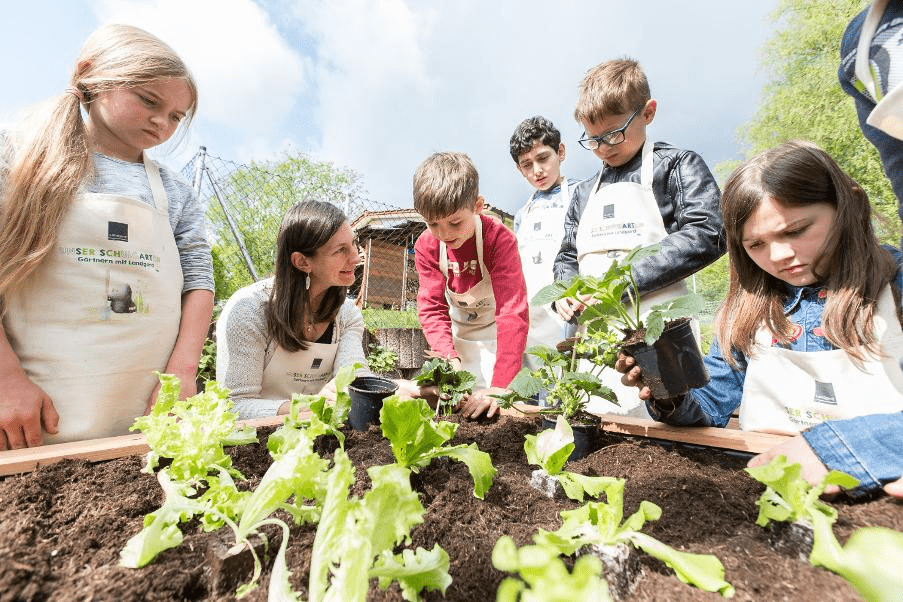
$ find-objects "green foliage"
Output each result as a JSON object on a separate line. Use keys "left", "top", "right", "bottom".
{"left": 413, "top": 357, "right": 476, "bottom": 416}
{"left": 736, "top": 0, "right": 901, "bottom": 243}
{"left": 380, "top": 396, "right": 496, "bottom": 499}
{"left": 744, "top": 455, "right": 903, "bottom": 601}
{"left": 494, "top": 341, "right": 616, "bottom": 420}
{"left": 362, "top": 308, "right": 422, "bottom": 329}
{"left": 525, "top": 416, "right": 621, "bottom": 502}
{"left": 492, "top": 536, "right": 612, "bottom": 602}
{"left": 206, "top": 152, "right": 368, "bottom": 302}
{"left": 367, "top": 343, "right": 399, "bottom": 374}
{"left": 533, "top": 478, "right": 735, "bottom": 597}
{"left": 122, "top": 371, "right": 451, "bottom": 601}
{"left": 533, "top": 245, "right": 704, "bottom": 346}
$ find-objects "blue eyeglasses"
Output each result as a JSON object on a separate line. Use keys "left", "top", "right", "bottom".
{"left": 578, "top": 107, "right": 642, "bottom": 150}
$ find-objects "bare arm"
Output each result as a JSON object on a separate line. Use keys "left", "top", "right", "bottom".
{"left": 147, "top": 289, "right": 214, "bottom": 410}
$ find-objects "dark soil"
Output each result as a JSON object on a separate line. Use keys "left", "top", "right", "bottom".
{"left": 1, "top": 415, "right": 901, "bottom": 602}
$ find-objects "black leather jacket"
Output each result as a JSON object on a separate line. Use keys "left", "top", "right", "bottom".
{"left": 553, "top": 141, "right": 725, "bottom": 295}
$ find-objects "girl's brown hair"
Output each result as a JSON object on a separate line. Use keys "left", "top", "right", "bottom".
{"left": 0, "top": 24, "right": 197, "bottom": 302}
{"left": 716, "top": 140, "right": 898, "bottom": 367}
{"left": 265, "top": 201, "right": 349, "bottom": 352}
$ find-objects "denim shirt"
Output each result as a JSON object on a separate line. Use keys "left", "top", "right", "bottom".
{"left": 648, "top": 247, "right": 903, "bottom": 494}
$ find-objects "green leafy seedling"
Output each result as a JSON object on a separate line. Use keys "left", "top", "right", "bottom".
{"left": 413, "top": 357, "right": 476, "bottom": 416}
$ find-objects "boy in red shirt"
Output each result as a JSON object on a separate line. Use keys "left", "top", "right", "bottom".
{"left": 413, "top": 152, "right": 529, "bottom": 418}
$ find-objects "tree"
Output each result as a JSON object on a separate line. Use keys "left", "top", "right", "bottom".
{"left": 201, "top": 152, "right": 369, "bottom": 301}
{"left": 698, "top": 0, "right": 902, "bottom": 317}
{"left": 738, "top": 0, "right": 899, "bottom": 242}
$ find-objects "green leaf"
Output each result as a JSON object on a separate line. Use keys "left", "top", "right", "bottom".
{"left": 490, "top": 536, "right": 612, "bottom": 602}
{"left": 524, "top": 416, "right": 574, "bottom": 475}
{"left": 370, "top": 546, "right": 452, "bottom": 602}
{"left": 530, "top": 280, "right": 573, "bottom": 306}
{"left": 381, "top": 396, "right": 496, "bottom": 498}
{"left": 832, "top": 527, "right": 903, "bottom": 602}
{"left": 628, "top": 532, "right": 735, "bottom": 596}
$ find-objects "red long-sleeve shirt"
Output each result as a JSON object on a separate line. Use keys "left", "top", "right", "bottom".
{"left": 414, "top": 213, "right": 529, "bottom": 388}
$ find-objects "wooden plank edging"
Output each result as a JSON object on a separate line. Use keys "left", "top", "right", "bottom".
{"left": 1, "top": 406, "right": 786, "bottom": 477}
{"left": 0, "top": 414, "right": 289, "bottom": 477}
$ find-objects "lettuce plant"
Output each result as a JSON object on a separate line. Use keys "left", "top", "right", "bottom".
{"left": 745, "top": 455, "right": 903, "bottom": 602}
{"left": 306, "top": 449, "right": 451, "bottom": 602}
{"left": 525, "top": 416, "right": 619, "bottom": 502}
{"left": 381, "top": 396, "right": 496, "bottom": 499}
{"left": 533, "top": 478, "right": 735, "bottom": 597}
{"left": 285, "top": 363, "right": 359, "bottom": 447}
{"left": 492, "top": 535, "right": 612, "bottom": 602}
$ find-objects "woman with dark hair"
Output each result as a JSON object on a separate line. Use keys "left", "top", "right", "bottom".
{"left": 217, "top": 201, "right": 425, "bottom": 418}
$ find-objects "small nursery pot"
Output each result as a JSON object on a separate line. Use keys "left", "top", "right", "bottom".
{"left": 541, "top": 417, "right": 596, "bottom": 462}
{"left": 623, "top": 318, "right": 709, "bottom": 399}
{"left": 348, "top": 376, "right": 398, "bottom": 431}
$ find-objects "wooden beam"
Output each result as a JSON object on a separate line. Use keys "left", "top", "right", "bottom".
{"left": 596, "top": 414, "right": 789, "bottom": 454}
{"left": 0, "top": 414, "right": 292, "bottom": 477}
{"left": 501, "top": 404, "right": 789, "bottom": 454}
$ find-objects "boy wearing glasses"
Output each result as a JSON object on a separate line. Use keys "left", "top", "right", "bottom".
{"left": 413, "top": 151, "right": 529, "bottom": 419}
{"left": 553, "top": 58, "right": 724, "bottom": 416}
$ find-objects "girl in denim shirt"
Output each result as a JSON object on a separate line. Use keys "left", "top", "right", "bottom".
{"left": 618, "top": 140, "right": 903, "bottom": 498}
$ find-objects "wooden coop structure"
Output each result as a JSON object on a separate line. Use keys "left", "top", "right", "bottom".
{"left": 350, "top": 205, "right": 515, "bottom": 310}
{"left": 351, "top": 209, "right": 425, "bottom": 310}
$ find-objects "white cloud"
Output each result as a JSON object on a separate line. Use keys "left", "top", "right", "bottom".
{"left": 92, "top": 0, "right": 307, "bottom": 134}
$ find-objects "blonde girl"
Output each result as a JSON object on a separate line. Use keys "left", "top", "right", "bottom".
{"left": 0, "top": 24, "right": 214, "bottom": 449}
{"left": 618, "top": 140, "right": 903, "bottom": 497}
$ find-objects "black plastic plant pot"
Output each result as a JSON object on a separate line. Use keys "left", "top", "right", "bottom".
{"left": 623, "top": 318, "right": 709, "bottom": 399}
{"left": 540, "top": 417, "right": 595, "bottom": 462}
{"left": 348, "top": 376, "right": 398, "bottom": 431}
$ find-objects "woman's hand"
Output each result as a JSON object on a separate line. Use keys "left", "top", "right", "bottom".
{"left": 395, "top": 379, "right": 442, "bottom": 408}
{"left": 614, "top": 352, "right": 652, "bottom": 399}
{"left": 0, "top": 371, "right": 59, "bottom": 450}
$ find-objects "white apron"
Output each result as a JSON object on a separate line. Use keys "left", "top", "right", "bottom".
{"left": 574, "top": 140, "right": 688, "bottom": 417}
{"left": 855, "top": 0, "right": 903, "bottom": 140}
{"left": 4, "top": 156, "right": 183, "bottom": 442}
{"left": 740, "top": 285, "right": 903, "bottom": 434}
{"left": 440, "top": 215, "right": 497, "bottom": 389}
{"left": 259, "top": 329, "right": 339, "bottom": 400}
{"left": 516, "top": 179, "right": 569, "bottom": 370}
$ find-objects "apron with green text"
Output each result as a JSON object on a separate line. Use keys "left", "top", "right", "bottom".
{"left": 4, "top": 156, "right": 183, "bottom": 442}
{"left": 740, "top": 285, "right": 903, "bottom": 434}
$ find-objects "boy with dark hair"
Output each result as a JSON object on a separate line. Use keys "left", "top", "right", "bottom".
{"left": 413, "top": 151, "right": 529, "bottom": 418}
{"left": 554, "top": 58, "right": 725, "bottom": 416}
{"left": 510, "top": 116, "right": 582, "bottom": 371}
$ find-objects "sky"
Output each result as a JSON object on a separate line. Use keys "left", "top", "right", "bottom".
{"left": 0, "top": 0, "right": 779, "bottom": 216}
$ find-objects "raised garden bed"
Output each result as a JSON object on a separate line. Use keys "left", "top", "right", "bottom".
{"left": 1, "top": 414, "right": 900, "bottom": 601}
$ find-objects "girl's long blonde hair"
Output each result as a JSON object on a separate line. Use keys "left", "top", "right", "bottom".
{"left": 0, "top": 24, "right": 197, "bottom": 301}
{"left": 716, "top": 140, "right": 898, "bottom": 368}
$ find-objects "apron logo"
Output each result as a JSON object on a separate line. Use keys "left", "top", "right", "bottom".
{"left": 812, "top": 381, "right": 837, "bottom": 405}
{"left": 603, "top": 204, "right": 615, "bottom": 219}
{"left": 311, "top": 358, "right": 323, "bottom": 369}
{"left": 108, "top": 222, "right": 128, "bottom": 242}
{"left": 533, "top": 251, "right": 543, "bottom": 265}
{"left": 533, "top": 222, "right": 541, "bottom": 231}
